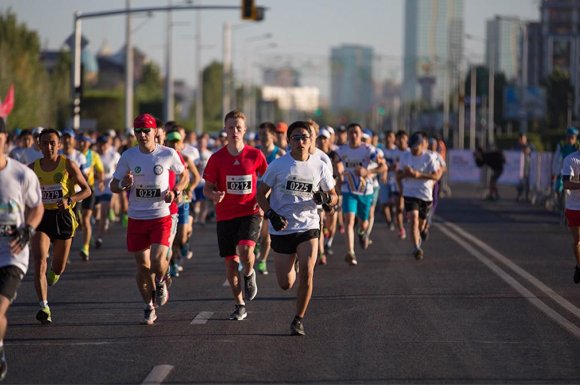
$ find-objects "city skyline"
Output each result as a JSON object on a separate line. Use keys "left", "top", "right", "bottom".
{"left": 0, "top": 0, "right": 541, "bottom": 98}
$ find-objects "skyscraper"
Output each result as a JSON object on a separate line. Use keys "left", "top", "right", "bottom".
{"left": 330, "top": 44, "right": 374, "bottom": 114}
{"left": 486, "top": 16, "right": 522, "bottom": 82}
{"left": 403, "top": 0, "right": 464, "bottom": 104}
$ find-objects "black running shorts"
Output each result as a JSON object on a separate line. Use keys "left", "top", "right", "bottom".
{"left": 270, "top": 229, "right": 320, "bottom": 255}
{"left": 216, "top": 214, "right": 261, "bottom": 257}
{"left": 0, "top": 266, "right": 24, "bottom": 303}
{"left": 403, "top": 196, "right": 432, "bottom": 220}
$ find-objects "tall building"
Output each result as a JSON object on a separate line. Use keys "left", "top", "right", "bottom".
{"left": 330, "top": 44, "right": 374, "bottom": 114}
{"left": 402, "top": 0, "right": 464, "bottom": 104}
{"left": 486, "top": 16, "right": 522, "bottom": 82}
{"left": 541, "top": 0, "right": 580, "bottom": 118}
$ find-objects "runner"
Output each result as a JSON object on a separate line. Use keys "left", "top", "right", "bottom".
{"left": 31, "top": 128, "right": 91, "bottom": 324}
{"left": 8, "top": 129, "right": 42, "bottom": 165}
{"left": 378, "top": 130, "right": 398, "bottom": 231}
{"left": 560, "top": 148, "right": 580, "bottom": 283}
{"left": 397, "top": 132, "right": 440, "bottom": 260}
{"left": 361, "top": 129, "right": 386, "bottom": 248}
{"left": 336, "top": 123, "right": 386, "bottom": 265}
{"left": 94, "top": 134, "right": 121, "bottom": 249}
{"left": 192, "top": 133, "right": 213, "bottom": 226}
{"left": 255, "top": 121, "right": 286, "bottom": 275}
{"left": 256, "top": 120, "right": 337, "bottom": 336}
{"left": 0, "top": 118, "right": 44, "bottom": 379}
{"left": 110, "top": 113, "right": 187, "bottom": 325}
{"left": 393, "top": 130, "right": 410, "bottom": 239}
{"left": 77, "top": 134, "right": 104, "bottom": 261}
{"left": 203, "top": 110, "right": 267, "bottom": 321}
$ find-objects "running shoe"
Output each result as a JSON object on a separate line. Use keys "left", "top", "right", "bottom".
{"left": 389, "top": 222, "right": 396, "bottom": 231}
{"left": 420, "top": 228, "right": 430, "bottom": 242}
{"left": 36, "top": 306, "right": 52, "bottom": 325}
{"left": 290, "top": 317, "right": 305, "bottom": 336}
{"left": 324, "top": 244, "right": 334, "bottom": 256}
{"left": 142, "top": 306, "right": 157, "bottom": 325}
{"left": 229, "top": 304, "right": 247, "bottom": 320}
{"left": 107, "top": 208, "right": 116, "bottom": 222}
{"left": 574, "top": 265, "right": 580, "bottom": 284}
{"left": 46, "top": 270, "right": 60, "bottom": 286}
{"left": 399, "top": 228, "right": 407, "bottom": 239}
{"left": 256, "top": 260, "right": 268, "bottom": 275}
{"left": 169, "top": 264, "right": 180, "bottom": 277}
{"left": 414, "top": 247, "right": 424, "bottom": 260}
{"left": 95, "top": 237, "right": 103, "bottom": 249}
{"left": 345, "top": 252, "right": 357, "bottom": 266}
{"left": 318, "top": 254, "right": 327, "bottom": 265}
{"left": 0, "top": 347, "right": 7, "bottom": 381}
{"left": 80, "top": 245, "right": 90, "bottom": 261}
{"left": 155, "top": 280, "right": 169, "bottom": 307}
{"left": 359, "top": 233, "right": 370, "bottom": 250}
{"left": 177, "top": 263, "right": 184, "bottom": 272}
{"left": 243, "top": 269, "right": 258, "bottom": 301}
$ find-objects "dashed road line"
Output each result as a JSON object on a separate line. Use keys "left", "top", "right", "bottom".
{"left": 190, "top": 311, "right": 213, "bottom": 325}
{"left": 141, "top": 364, "right": 174, "bottom": 385}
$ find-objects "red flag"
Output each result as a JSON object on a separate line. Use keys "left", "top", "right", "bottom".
{"left": 0, "top": 84, "right": 15, "bottom": 118}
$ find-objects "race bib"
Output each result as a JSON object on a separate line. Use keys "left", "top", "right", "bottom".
{"left": 226, "top": 175, "right": 252, "bottom": 195}
{"left": 41, "top": 184, "right": 63, "bottom": 204}
{"left": 285, "top": 175, "right": 314, "bottom": 198}
{"left": 135, "top": 185, "right": 162, "bottom": 199}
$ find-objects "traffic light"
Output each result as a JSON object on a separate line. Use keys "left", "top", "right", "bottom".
{"left": 241, "top": 0, "right": 256, "bottom": 20}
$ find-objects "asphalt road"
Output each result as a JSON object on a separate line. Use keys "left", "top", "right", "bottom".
{"left": 4, "top": 183, "right": 580, "bottom": 385}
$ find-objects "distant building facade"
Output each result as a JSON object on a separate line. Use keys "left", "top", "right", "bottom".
{"left": 402, "top": 0, "right": 464, "bottom": 104}
{"left": 330, "top": 44, "right": 374, "bottom": 114}
{"left": 486, "top": 16, "right": 522, "bottom": 82}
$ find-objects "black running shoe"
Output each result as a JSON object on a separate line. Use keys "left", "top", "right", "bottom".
{"left": 0, "top": 347, "right": 7, "bottom": 381}
{"left": 413, "top": 247, "right": 424, "bottom": 260}
{"left": 243, "top": 269, "right": 258, "bottom": 301}
{"left": 229, "top": 304, "right": 247, "bottom": 320}
{"left": 290, "top": 317, "right": 305, "bottom": 336}
{"left": 574, "top": 265, "right": 580, "bottom": 284}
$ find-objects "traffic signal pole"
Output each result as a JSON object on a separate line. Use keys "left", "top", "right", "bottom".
{"left": 72, "top": 4, "right": 265, "bottom": 130}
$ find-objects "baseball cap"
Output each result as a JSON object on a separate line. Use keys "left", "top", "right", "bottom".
{"left": 318, "top": 128, "right": 331, "bottom": 139}
{"left": 107, "top": 129, "right": 117, "bottom": 138}
{"left": 167, "top": 131, "right": 182, "bottom": 142}
{"left": 325, "top": 126, "right": 335, "bottom": 135}
{"left": 97, "top": 135, "right": 109, "bottom": 143}
{"left": 134, "top": 113, "right": 157, "bottom": 129}
{"left": 408, "top": 132, "right": 424, "bottom": 149}
{"left": 337, "top": 125, "right": 347, "bottom": 133}
{"left": 32, "top": 126, "right": 44, "bottom": 137}
{"left": 61, "top": 128, "right": 76, "bottom": 137}
{"left": 219, "top": 130, "right": 227, "bottom": 138}
{"left": 567, "top": 127, "right": 579, "bottom": 136}
{"left": 0, "top": 118, "right": 6, "bottom": 133}
{"left": 77, "top": 134, "right": 93, "bottom": 143}
{"left": 275, "top": 121, "right": 288, "bottom": 133}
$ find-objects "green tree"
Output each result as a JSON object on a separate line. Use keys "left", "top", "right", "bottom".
{"left": 0, "top": 11, "right": 53, "bottom": 128}
{"left": 202, "top": 61, "right": 223, "bottom": 128}
{"left": 136, "top": 62, "right": 163, "bottom": 102}
{"left": 543, "top": 69, "right": 574, "bottom": 130}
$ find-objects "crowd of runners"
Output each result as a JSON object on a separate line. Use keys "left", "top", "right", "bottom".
{"left": 0, "top": 109, "right": 503, "bottom": 379}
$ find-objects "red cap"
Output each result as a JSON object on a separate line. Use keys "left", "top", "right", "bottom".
{"left": 275, "top": 121, "right": 288, "bottom": 133}
{"left": 134, "top": 113, "right": 157, "bottom": 129}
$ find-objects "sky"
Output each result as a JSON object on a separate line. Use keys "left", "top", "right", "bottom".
{"left": 1, "top": 0, "right": 541, "bottom": 98}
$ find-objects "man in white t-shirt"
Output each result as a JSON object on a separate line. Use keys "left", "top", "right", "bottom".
{"left": 111, "top": 113, "right": 188, "bottom": 325}
{"left": 561, "top": 150, "right": 580, "bottom": 284}
{"left": 257, "top": 120, "right": 337, "bottom": 336}
{"left": 0, "top": 118, "right": 44, "bottom": 380}
{"left": 397, "top": 132, "right": 440, "bottom": 260}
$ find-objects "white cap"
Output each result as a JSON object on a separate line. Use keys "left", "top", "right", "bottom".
{"left": 32, "top": 126, "right": 44, "bottom": 136}
{"left": 107, "top": 129, "right": 117, "bottom": 138}
{"left": 325, "top": 126, "right": 335, "bottom": 135}
{"left": 125, "top": 127, "right": 135, "bottom": 136}
{"left": 318, "top": 128, "right": 331, "bottom": 139}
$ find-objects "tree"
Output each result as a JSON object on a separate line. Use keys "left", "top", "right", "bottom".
{"left": 543, "top": 69, "right": 574, "bottom": 130}
{"left": 0, "top": 11, "right": 53, "bottom": 128}
{"left": 202, "top": 61, "right": 223, "bottom": 125}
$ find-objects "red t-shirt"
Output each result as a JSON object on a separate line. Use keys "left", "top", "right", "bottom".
{"left": 203, "top": 145, "right": 267, "bottom": 222}
{"left": 169, "top": 151, "right": 186, "bottom": 215}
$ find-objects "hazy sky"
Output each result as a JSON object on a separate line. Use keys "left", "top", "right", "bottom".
{"left": 1, "top": 0, "right": 540, "bottom": 95}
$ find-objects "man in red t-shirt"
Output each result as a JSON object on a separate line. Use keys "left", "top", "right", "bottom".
{"left": 203, "top": 110, "right": 267, "bottom": 320}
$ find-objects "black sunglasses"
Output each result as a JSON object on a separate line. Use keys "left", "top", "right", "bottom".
{"left": 134, "top": 128, "right": 152, "bottom": 134}
{"left": 291, "top": 134, "right": 310, "bottom": 142}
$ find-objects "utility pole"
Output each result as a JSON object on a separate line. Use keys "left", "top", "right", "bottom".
{"left": 195, "top": 3, "right": 203, "bottom": 133}
{"left": 458, "top": 66, "right": 465, "bottom": 149}
{"left": 469, "top": 64, "right": 477, "bottom": 151}
{"left": 124, "top": 0, "right": 133, "bottom": 130}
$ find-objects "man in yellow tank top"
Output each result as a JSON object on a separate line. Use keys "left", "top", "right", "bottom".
{"left": 30, "top": 128, "right": 91, "bottom": 325}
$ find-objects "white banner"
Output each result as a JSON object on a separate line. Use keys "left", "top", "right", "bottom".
{"left": 448, "top": 149, "right": 481, "bottom": 183}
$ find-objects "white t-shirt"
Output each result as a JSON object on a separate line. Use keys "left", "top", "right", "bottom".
{"left": 9, "top": 147, "right": 43, "bottom": 166}
{"left": 96, "top": 148, "right": 121, "bottom": 196}
{"left": 195, "top": 148, "right": 213, "bottom": 186}
{"left": 336, "top": 143, "right": 377, "bottom": 195}
{"left": 113, "top": 144, "right": 185, "bottom": 220}
{"left": 399, "top": 150, "right": 439, "bottom": 202}
{"left": 182, "top": 144, "right": 200, "bottom": 164}
{"left": 0, "top": 159, "right": 43, "bottom": 273}
{"left": 382, "top": 145, "right": 399, "bottom": 188}
{"left": 562, "top": 151, "right": 580, "bottom": 210}
{"left": 262, "top": 153, "right": 335, "bottom": 235}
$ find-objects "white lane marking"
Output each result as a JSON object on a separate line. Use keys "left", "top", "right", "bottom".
{"left": 141, "top": 365, "right": 174, "bottom": 385}
{"left": 190, "top": 311, "right": 213, "bottom": 325}
{"left": 439, "top": 223, "right": 580, "bottom": 340}
{"left": 442, "top": 220, "right": 580, "bottom": 321}
{"left": 222, "top": 279, "right": 229, "bottom": 287}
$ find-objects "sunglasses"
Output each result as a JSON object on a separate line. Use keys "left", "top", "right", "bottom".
{"left": 291, "top": 134, "right": 311, "bottom": 142}
{"left": 134, "top": 128, "right": 152, "bottom": 134}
